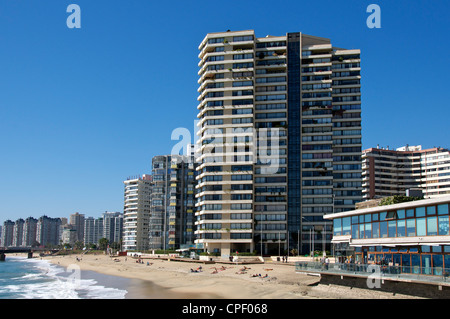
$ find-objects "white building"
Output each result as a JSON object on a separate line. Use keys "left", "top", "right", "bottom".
{"left": 362, "top": 145, "right": 450, "bottom": 199}
{"left": 123, "top": 175, "right": 152, "bottom": 251}
{"left": 84, "top": 217, "right": 104, "bottom": 246}
{"left": 102, "top": 211, "right": 123, "bottom": 244}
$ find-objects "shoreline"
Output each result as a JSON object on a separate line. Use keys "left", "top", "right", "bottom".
{"left": 40, "top": 253, "right": 422, "bottom": 299}
{"left": 42, "top": 254, "right": 306, "bottom": 299}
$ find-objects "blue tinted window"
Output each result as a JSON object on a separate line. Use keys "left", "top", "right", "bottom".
{"left": 433, "top": 255, "right": 443, "bottom": 275}
{"left": 416, "top": 207, "right": 426, "bottom": 217}
{"left": 427, "top": 217, "right": 437, "bottom": 236}
{"left": 438, "top": 204, "right": 449, "bottom": 215}
{"left": 343, "top": 217, "right": 351, "bottom": 235}
{"left": 333, "top": 218, "right": 342, "bottom": 236}
{"left": 416, "top": 218, "right": 426, "bottom": 236}
{"left": 397, "top": 220, "right": 406, "bottom": 237}
{"left": 365, "top": 223, "right": 372, "bottom": 238}
{"left": 439, "top": 216, "right": 449, "bottom": 235}
{"left": 406, "top": 219, "right": 416, "bottom": 237}
{"left": 388, "top": 220, "right": 397, "bottom": 237}
{"left": 372, "top": 222, "right": 379, "bottom": 238}
{"left": 352, "top": 224, "right": 359, "bottom": 239}
{"left": 380, "top": 221, "right": 388, "bottom": 238}
{"left": 406, "top": 209, "right": 415, "bottom": 218}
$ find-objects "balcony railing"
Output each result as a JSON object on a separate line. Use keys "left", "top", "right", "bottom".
{"left": 295, "top": 261, "right": 450, "bottom": 286}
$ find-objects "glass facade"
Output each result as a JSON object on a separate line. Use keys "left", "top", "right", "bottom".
{"left": 348, "top": 245, "right": 450, "bottom": 276}
{"left": 331, "top": 202, "right": 450, "bottom": 276}
{"left": 333, "top": 204, "right": 450, "bottom": 238}
{"left": 287, "top": 32, "right": 302, "bottom": 248}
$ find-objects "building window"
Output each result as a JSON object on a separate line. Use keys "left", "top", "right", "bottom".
{"left": 439, "top": 216, "right": 449, "bottom": 235}
{"left": 233, "top": 35, "right": 253, "bottom": 42}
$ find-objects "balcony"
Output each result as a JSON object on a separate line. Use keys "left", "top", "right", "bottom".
{"left": 295, "top": 261, "right": 450, "bottom": 287}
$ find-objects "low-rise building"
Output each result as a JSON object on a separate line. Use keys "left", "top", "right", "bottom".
{"left": 324, "top": 196, "right": 450, "bottom": 276}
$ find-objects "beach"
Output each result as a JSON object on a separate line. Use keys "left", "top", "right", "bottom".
{"left": 41, "top": 254, "right": 421, "bottom": 299}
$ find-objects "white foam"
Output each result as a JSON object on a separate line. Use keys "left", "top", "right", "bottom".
{"left": 4, "top": 257, "right": 127, "bottom": 299}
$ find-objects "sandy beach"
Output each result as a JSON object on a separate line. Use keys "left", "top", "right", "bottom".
{"left": 40, "top": 254, "right": 422, "bottom": 299}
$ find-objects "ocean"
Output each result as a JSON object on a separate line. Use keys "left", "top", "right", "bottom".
{"left": 0, "top": 256, "right": 130, "bottom": 299}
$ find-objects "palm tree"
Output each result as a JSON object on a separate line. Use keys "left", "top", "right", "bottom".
{"left": 74, "top": 241, "right": 84, "bottom": 250}
{"left": 98, "top": 238, "right": 109, "bottom": 252}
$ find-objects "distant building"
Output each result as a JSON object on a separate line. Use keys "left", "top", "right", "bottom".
{"left": 1, "top": 220, "right": 15, "bottom": 247}
{"left": 123, "top": 175, "right": 152, "bottom": 251}
{"left": 12, "top": 219, "right": 24, "bottom": 247}
{"left": 102, "top": 212, "right": 123, "bottom": 244}
{"left": 69, "top": 212, "right": 85, "bottom": 243}
{"left": 149, "top": 154, "right": 197, "bottom": 251}
{"left": 61, "top": 225, "right": 78, "bottom": 246}
{"left": 36, "top": 216, "right": 61, "bottom": 247}
{"left": 362, "top": 145, "right": 450, "bottom": 200}
{"left": 84, "top": 217, "right": 104, "bottom": 246}
{"left": 22, "top": 217, "right": 38, "bottom": 247}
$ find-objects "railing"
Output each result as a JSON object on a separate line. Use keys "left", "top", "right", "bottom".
{"left": 295, "top": 261, "right": 450, "bottom": 285}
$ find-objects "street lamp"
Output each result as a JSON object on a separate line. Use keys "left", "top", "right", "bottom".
{"left": 302, "top": 216, "right": 314, "bottom": 258}
{"left": 278, "top": 232, "right": 281, "bottom": 258}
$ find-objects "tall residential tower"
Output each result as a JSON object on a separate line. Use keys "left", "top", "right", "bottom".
{"left": 195, "top": 30, "right": 362, "bottom": 257}
{"left": 123, "top": 175, "right": 152, "bottom": 251}
{"left": 149, "top": 154, "right": 197, "bottom": 250}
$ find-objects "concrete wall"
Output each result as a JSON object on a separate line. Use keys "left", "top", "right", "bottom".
{"left": 320, "top": 274, "right": 450, "bottom": 299}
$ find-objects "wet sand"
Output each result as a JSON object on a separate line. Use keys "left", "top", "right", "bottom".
{"left": 42, "top": 254, "right": 421, "bottom": 299}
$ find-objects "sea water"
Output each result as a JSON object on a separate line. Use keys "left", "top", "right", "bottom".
{"left": 0, "top": 256, "right": 128, "bottom": 299}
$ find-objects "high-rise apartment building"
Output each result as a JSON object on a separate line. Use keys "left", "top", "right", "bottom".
{"left": 61, "top": 224, "right": 78, "bottom": 245}
{"left": 195, "top": 30, "right": 362, "bottom": 256}
{"left": 362, "top": 145, "right": 450, "bottom": 199}
{"left": 102, "top": 211, "right": 123, "bottom": 244}
{"left": 36, "top": 216, "right": 62, "bottom": 247}
{"left": 1, "top": 220, "right": 15, "bottom": 247}
{"left": 149, "top": 154, "right": 197, "bottom": 250}
{"left": 69, "top": 212, "right": 85, "bottom": 243}
{"left": 123, "top": 174, "right": 152, "bottom": 251}
{"left": 12, "top": 219, "right": 24, "bottom": 247}
{"left": 22, "top": 217, "right": 38, "bottom": 247}
{"left": 84, "top": 217, "right": 104, "bottom": 246}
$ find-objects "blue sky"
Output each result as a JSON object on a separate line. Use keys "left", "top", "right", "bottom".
{"left": 0, "top": 0, "right": 449, "bottom": 223}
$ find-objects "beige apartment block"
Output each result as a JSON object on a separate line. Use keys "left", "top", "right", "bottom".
{"left": 195, "top": 30, "right": 362, "bottom": 257}
{"left": 362, "top": 145, "right": 450, "bottom": 200}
